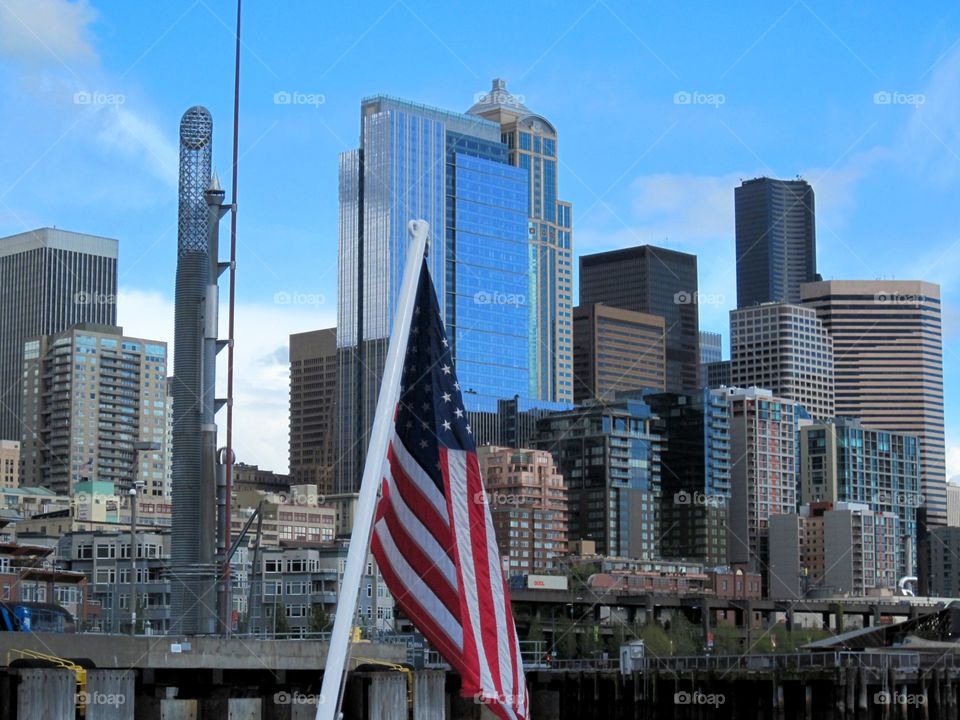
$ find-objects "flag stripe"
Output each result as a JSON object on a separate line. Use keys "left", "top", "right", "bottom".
{"left": 372, "top": 517, "right": 463, "bottom": 653}
{"left": 377, "top": 480, "right": 460, "bottom": 616}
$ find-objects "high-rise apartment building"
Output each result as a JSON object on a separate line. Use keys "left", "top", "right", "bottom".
{"left": 0, "top": 228, "right": 118, "bottom": 441}
{"left": 580, "top": 245, "right": 700, "bottom": 393}
{"left": 645, "top": 390, "right": 731, "bottom": 566}
{"left": 800, "top": 280, "right": 946, "bottom": 527}
{"left": 799, "top": 417, "right": 920, "bottom": 576}
{"left": 724, "top": 388, "right": 799, "bottom": 579}
{"left": 477, "top": 445, "right": 568, "bottom": 575}
{"left": 19, "top": 324, "right": 169, "bottom": 497}
{"left": 0, "top": 440, "right": 19, "bottom": 489}
{"left": 468, "top": 79, "right": 574, "bottom": 404}
{"left": 925, "top": 526, "right": 960, "bottom": 597}
{"left": 534, "top": 399, "right": 661, "bottom": 559}
{"left": 572, "top": 303, "right": 665, "bottom": 404}
{"left": 289, "top": 328, "right": 337, "bottom": 495}
{"left": 337, "top": 95, "right": 532, "bottom": 492}
{"left": 948, "top": 484, "right": 960, "bottom": 527}
{"left": 735, "top": 177, "right": 817, "bottom": 307}
{"left": 769, "top": 501, "right": 899, "bottom": 599}
{"left": 730, "top": 303, "right": 834, "bottom": 419}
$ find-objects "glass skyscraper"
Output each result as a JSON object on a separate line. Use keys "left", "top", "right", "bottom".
{"left": 735, "top": 177, "right": 818, "bottom": 307}
{"left": 469, "top": 79, "right": 574, "bottom": 403}
{"left": 336, "top": 95, "right": 533, "bottom": 491}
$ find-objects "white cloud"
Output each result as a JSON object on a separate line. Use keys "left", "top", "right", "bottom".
{"left": 0, "top": 0, "right": 97, "bottom": 65}
{"left": 905, "top": 44, "right": 960, "bottom": 185}
{"left": 118, "top": 287, "right": 335, "bottom": 475}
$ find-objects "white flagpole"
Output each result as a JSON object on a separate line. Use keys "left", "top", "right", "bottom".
{"left": 316, "top": 219, "right": 429, "bottom": 720}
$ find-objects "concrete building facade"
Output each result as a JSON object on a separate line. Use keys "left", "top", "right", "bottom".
{"left": 730, "top": 303, "right": 834, "bottom": 420}
{"left": 0, "top": 440, "right": 19, "bottom": 489}
{"left": 724, "top": 388, "right": 798, "bottom": 581}
{"left": 477, "top": 446, "right": 568, "bottom": 576}
{"left": 19, "top": 325, "right": 169, "bottom": 497}
{"left": 580, "top": 245, "right": 700, "bottom": 393}
{"left": 572, "top": 303, "right": 665, "bottom": 404}
{"left": 289, "top": 328, "right": 337, "bottom": 495}
{"left": 0, "top": 228, "right": 118, "bottom": 442}
{"left": 800, "top": 280, "right": 946, "bottom": 528}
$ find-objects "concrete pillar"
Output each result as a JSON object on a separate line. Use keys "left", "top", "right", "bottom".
{"left": 85, "top": 669, "right": 135, "bottom": 719}
{"left": 228, "top": 698, "right": 262, "bottom": 719}
{"left": 17, "top": 669, "right": 75, "bottom": 720}
{"left": 160, "top": 699, "right": 198, "bottom": 720}
{"left": 413, "top": 670, "right": 445, "bottom": 720}
{"left": 368, "top": 673, "right": 407, "bottom": 720}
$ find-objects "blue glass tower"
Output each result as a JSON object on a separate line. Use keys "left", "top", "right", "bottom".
{"left": 337, "top": 96, "right": 533, "bottom": 491}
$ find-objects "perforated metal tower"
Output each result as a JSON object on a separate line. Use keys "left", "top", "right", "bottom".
{"left": 171, "top": 106, "right": 228, "bottom": 635}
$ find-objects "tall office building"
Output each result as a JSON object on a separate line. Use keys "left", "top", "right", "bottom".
{"left": 19, "top": 324, "right": 169, "bottom": 497}
{"left": 477, "top": 445, "right": 568, "bottom": 575}
{"left": 730, "top": 303, "right": 834, "bottom": 419}
{"left": 799, "top": 417, "right": 920, "bottom": 576}
{"left": 337, "top": 95, "right": 532, "bottom": 492}
{"left": 534, "top": 399, "right": 662, "bottom": 559}
{"left": 645, "top": 390, "right": 731, "bottom": 566}
{"left": 289, "top": 328, "right": 337, "bottom": 495}
{"left": 572, "top": 303, "right": 665, "bottom": 404}
{"left": 580, "top": 245, "right": 700, "bottom": 393}
{"left": 735, "top": 177, "right": 817, "bottom": 307}
{"left": 0, "top": 228, "right": 118, "bottom": 441}
{"left": 468, "top": 79, "right": 574, "bottom": 403}
{"left": 800, "top": 280, "right": 946, "bottom": 527}
{"left": 724, "top": 387, "right": 799, "bottom": 580}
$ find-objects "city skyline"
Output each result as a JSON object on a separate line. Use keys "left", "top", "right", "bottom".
{"left": 0, "top": 1, "right": 958, "bottom": 478}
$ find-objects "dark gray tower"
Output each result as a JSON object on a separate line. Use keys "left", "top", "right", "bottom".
{"left": 735, "top": 177, "right": 817, "bottom": 307}
{"left": 171, "top": 106, "right": 229, "bottom": 635}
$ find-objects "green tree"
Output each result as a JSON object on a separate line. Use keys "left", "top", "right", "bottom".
{"left": 665, "top": 614, "right": 702, "bottom": 655}
{"left": 526, "top": 618, "right": 545, "bottom": 643}
{"left": 556, "top": 616, "right": 578, "bottom": 659}
{"left": 272, "top": 603, "right": 290, "bottom": 635}
{"left": 635, "top": 621, "right": 671, "bottom": 658}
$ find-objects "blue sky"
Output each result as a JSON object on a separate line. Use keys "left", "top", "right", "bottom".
{"left": 1, "top": 0, "right": 958, "bottom": 475}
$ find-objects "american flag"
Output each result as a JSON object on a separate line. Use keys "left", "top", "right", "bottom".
{"left": 370, "top": 260, "right": 529, "bottom": 720}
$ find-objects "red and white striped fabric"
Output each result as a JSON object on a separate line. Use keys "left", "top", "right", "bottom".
{"left": 370, "top": 260, "right": 528, "bottom": 720}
